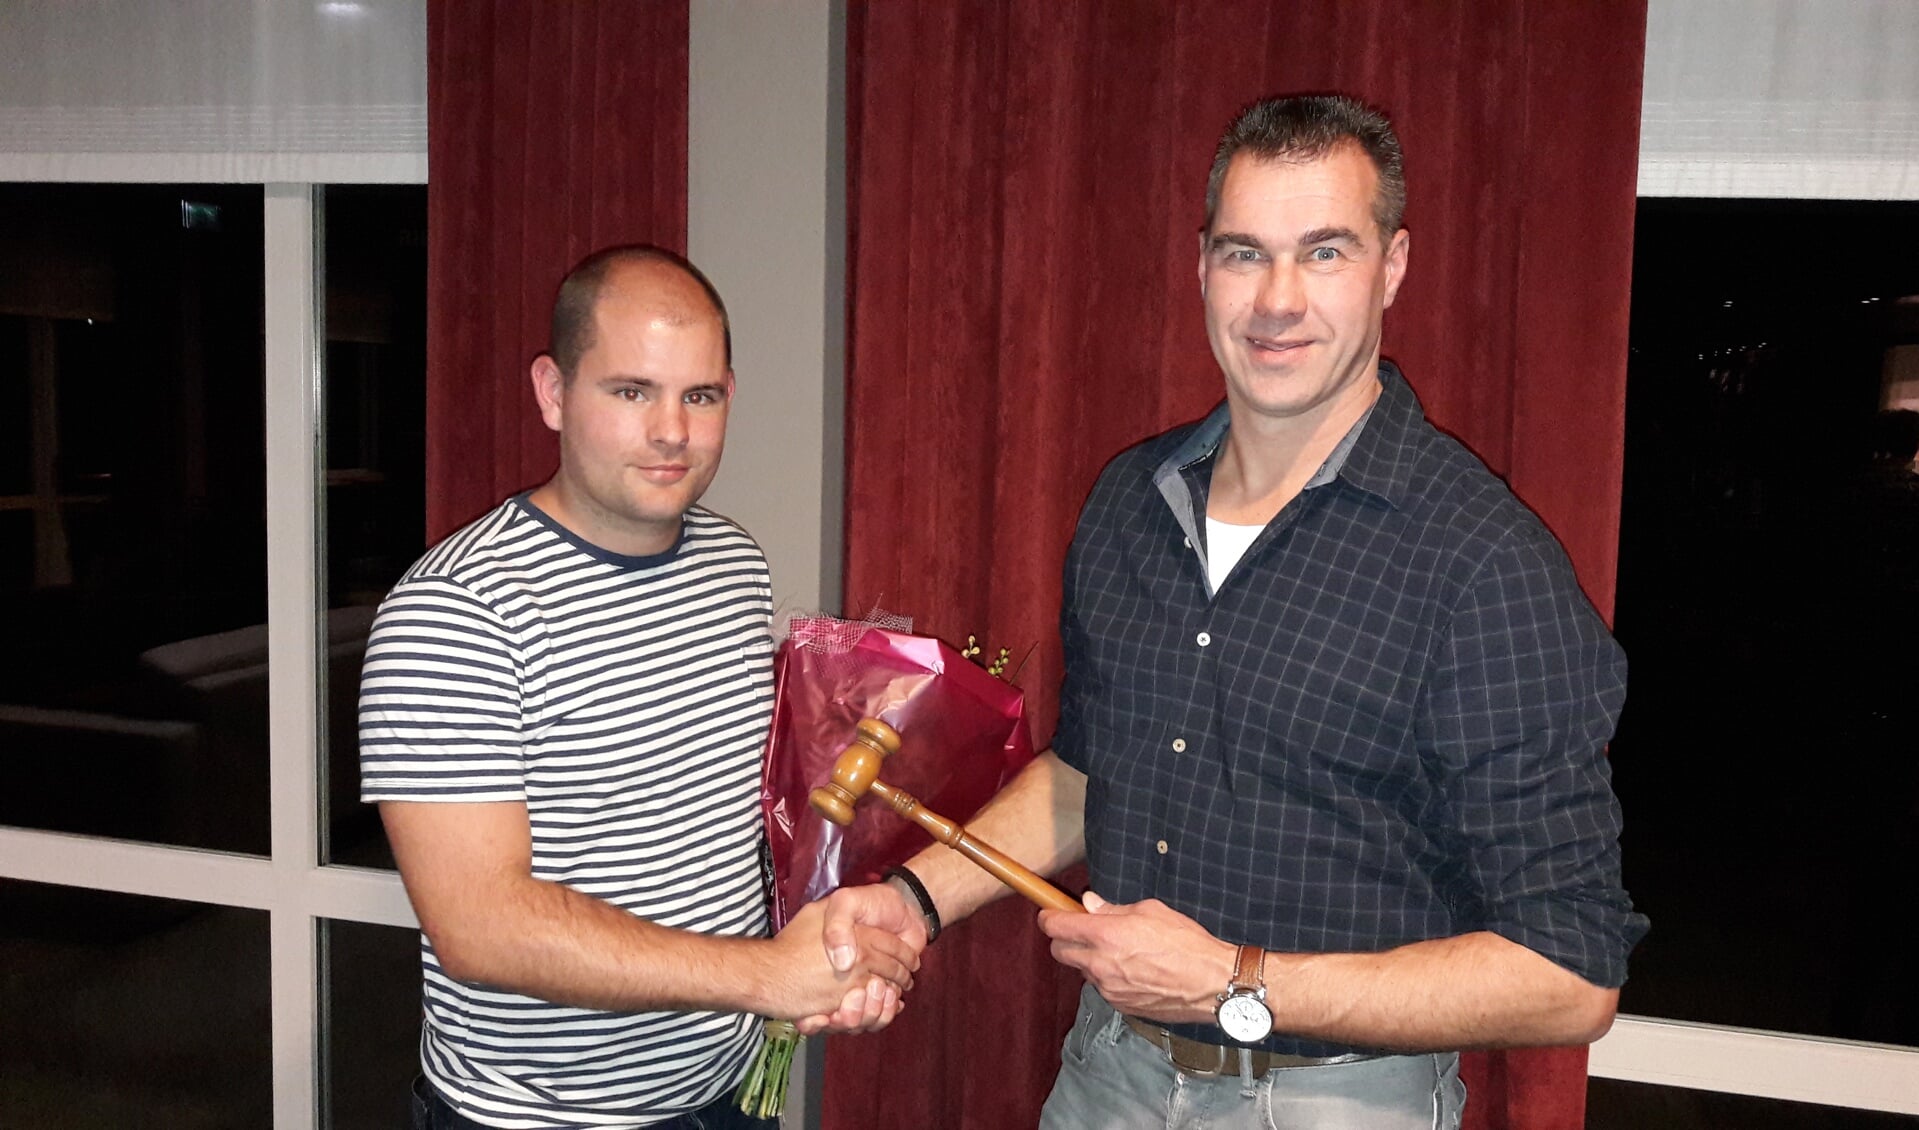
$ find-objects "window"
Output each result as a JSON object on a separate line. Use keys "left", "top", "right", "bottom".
{"left": 0, "top": 184, "right": 270, "bottom": 855}
{"left": 0, "top": 184, "right": 424, "bottom": 1129}
{"left": 320, "top": 184, "right": 427, "bottom": 872}
{"left": 0, "top": 6, "right": 431, "bottom": 1129}
{"left": 1598, "top": 198, "right": 1919, "bottom": 1120}
{"left": 321, "top": 918, "right": 422, "bottom": 1130}
{"left": 0, "top": 879, "right": 273, "bottom": 1126}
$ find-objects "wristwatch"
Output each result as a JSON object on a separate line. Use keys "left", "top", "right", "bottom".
{"left": 1214, "top": 944, "right": 1274, "bottom": 1042}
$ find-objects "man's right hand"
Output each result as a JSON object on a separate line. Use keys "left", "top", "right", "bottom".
{"left": 764, "top": 898, "right": 919, "bottom": 1031}
{"left": 796, "top": 881, "right": 930, "bottom": 1035}
{"left": 790, "top": 754, "right": 1089, "bottom": 1034}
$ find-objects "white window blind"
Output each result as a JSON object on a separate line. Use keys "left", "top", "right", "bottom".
{"left": 1641, "top": 0, "right": 1919, "bottom": 199}
{"left": 0, "top": 0, "right": 425, "bottom": 183}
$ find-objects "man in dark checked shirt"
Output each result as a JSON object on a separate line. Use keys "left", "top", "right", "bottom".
{"left": 820, "top": 94, "right": 1647, "bottom": 1128}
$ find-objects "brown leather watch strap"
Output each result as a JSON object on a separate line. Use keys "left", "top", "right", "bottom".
{"left": 1229, "top": 944, "right": 1266, "bottom": 993}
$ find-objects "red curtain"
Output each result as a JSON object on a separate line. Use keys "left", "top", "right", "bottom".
{"left": 831, "top": 4, "right": 1646, "bottom": 1129}
{"left": 425, "top": 0, "right": 688, "bottom": 541}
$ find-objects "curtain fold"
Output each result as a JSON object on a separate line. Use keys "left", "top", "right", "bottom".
{"left": 832, "top": 3, "right": 1646, "bottom": 1128}
{"left": 425, "top": 0, "right": 688, "bottom": 541}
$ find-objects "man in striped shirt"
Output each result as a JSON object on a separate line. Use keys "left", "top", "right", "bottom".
{"left": 361, "top": 246, "right": 916, "bottom": 1129}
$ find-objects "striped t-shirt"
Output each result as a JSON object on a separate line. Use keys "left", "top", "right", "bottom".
{"left": 359, "top": 495, "right": 776, "bottom": 1128}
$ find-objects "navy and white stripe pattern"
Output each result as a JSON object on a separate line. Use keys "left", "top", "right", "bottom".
{"left": 360, "top": 496, "right": 775, "bottom": 1128}
{"left": 1054, "top": 364, "right": 1648, "bottom": 1058}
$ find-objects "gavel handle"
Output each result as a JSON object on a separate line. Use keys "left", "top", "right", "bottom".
{"left": 869, "top": 781, "right": 1084, "bottom": 914}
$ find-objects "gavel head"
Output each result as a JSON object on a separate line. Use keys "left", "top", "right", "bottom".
{"left": 808, "top": 717, "right": 903, "bottom": 826}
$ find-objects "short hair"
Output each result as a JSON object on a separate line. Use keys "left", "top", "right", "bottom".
{"left": 548, "top": 244, "right": 732, "bottom": 377}
{"left": 1204, "top": 94, "right": 1406, "bottom": 240}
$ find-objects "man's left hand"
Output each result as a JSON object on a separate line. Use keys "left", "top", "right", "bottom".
{"left": 1037, "top": 891, "right": 1237, "bottom": 1026}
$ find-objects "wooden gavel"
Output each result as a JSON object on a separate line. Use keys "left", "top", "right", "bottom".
{"left": 810, "top": 718, "right": 1084, "bottom": 914}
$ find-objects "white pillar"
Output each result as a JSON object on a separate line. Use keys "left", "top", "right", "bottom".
{"left": 689, "top": 5, "right": 847, "bottom": 1126}
{"left": 689, "top": 0, "right": 847, "bottom": 620}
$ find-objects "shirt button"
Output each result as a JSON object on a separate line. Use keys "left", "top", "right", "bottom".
{"left": 1182, "top": 536, "right": 1191, "bottom": 548}
{"left": 1196, "top": 631, "right": 1212, "bottom": 647}
{"left": 1156, "top": 839, "right": 1169, "bottom": 855}
{"left": 1171, "top": 738, "right": 1187, "bottom": 752}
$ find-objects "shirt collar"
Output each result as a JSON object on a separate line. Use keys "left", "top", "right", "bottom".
{"left": 1335, "top": 360, "right": 1424, "bottom": 509}
{"left": 1149, "top": 360, "right": 1424, "bottom": 510}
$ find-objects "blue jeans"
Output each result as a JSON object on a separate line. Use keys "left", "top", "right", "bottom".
{"left": 409, "top": 1075, "right": 779, "bottom": 1130}
{"left": 1039, "top": 984, "right": 1466, "bottom": 1130}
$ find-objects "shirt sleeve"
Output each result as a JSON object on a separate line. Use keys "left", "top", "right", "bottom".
{"left": 1053, "top": 456, "right": 1133, "bottom": 775}
{"left": 358, "top": 576, "right": 528, "bottom": 803}
{"left": 1052, "top": 535, "right": 1093, "bottom": 773}
{"left": 1419, "top": 519, "right": 1648, "bottom": 988}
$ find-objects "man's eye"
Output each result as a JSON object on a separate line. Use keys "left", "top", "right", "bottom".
{"left": 687, "top": 391, "right": 715, "bottom": 405}
{"left": 1228, "top": 248, "right": 1259, "bottom": 262}
{"left": 617, "top": 387, "right": 644, "bottom": 402}
{"left": 1310, "top": 246, "right": 1341, "bottom": 262}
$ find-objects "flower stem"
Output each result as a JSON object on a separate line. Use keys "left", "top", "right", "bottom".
{"left": 736, "top": 1018, "right": 802, "bottom": 1119}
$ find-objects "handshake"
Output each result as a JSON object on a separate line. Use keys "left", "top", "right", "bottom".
{"left": 760, "top": 868, "right": 1232, "bottom": 1038}
{"left": 760, "top": 877, "right": 932, "bottom": 1036}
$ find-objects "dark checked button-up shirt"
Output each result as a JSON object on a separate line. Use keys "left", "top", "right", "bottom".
{"left": 1053, "top": 363, "right": 1647, "bottom": 1058}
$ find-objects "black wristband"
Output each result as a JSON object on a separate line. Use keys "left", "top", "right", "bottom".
{"left": 882, "top": 866, "right": 941, "bottom": 944}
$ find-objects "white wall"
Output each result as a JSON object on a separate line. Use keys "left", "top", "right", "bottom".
{"left": 686, "top": 6, "right": 847, "bottom": 1123}
{"left": 689, "top": 0, "right": 847, "bottom": 619}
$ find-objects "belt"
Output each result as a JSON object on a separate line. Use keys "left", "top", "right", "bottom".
{"left": 1121, "top": 1015, "right": 1376, "bottom": 1080}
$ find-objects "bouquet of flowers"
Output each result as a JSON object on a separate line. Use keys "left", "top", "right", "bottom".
{"left": 735, "top": 611, "right": 1034, "bottom": 1117}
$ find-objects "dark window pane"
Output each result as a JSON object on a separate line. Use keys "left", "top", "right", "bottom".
{"left": 319, "top": 184, "right": 426, "bottom": 870}
{"left": 1615, "top": 199, "right": 1919, "bottom": 1047}
{"left": 0, "top": 879, "right": 271, "bottom": 1127}
{"left": 0, "top": 185, "right": 269, "bottom": 855}
{"left": 0, "top": 510, "right": 31, "bottom": 593}
{"left": 322, "top": 918, "right": 422, "bottom": 1130}
{"left": 0, "top": 315, "right": 27, "bottom": 493}
{"left": 1590, "top": 1078, "right": 1919, "bottom": 1129}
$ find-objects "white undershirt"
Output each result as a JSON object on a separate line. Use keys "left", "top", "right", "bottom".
{"left": 1205, "top": 516, "right": 1264, "bottom": 592}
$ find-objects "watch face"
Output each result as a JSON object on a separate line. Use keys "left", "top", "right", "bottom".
{"left": 1216, "top": 993, "right": 1273, "bottom": 1042}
